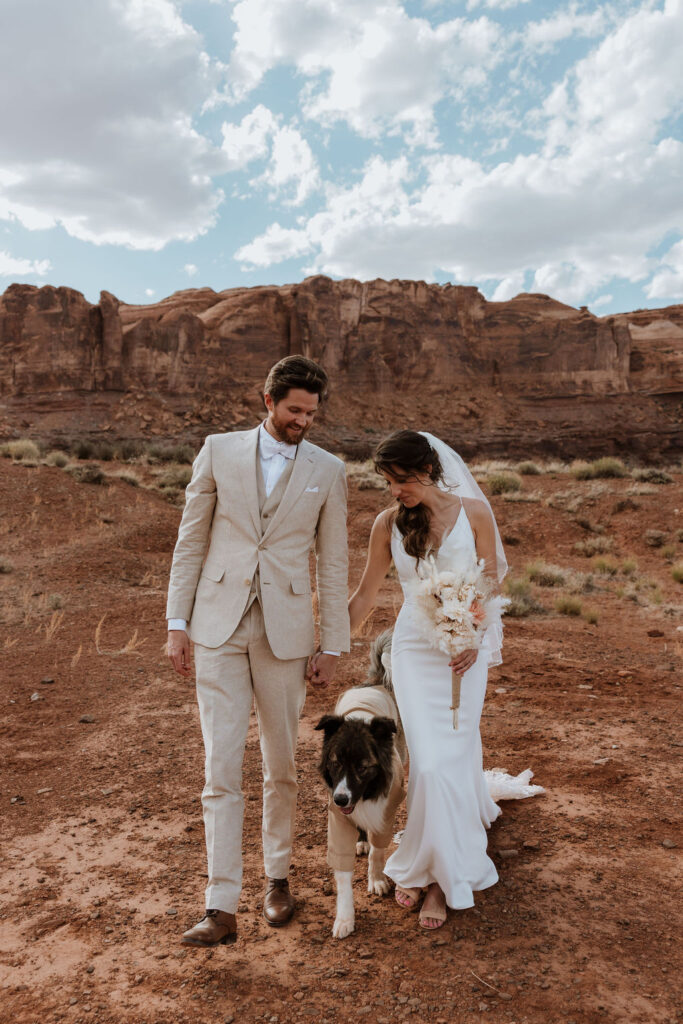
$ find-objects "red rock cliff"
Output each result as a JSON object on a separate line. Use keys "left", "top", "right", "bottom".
{"left": 0, "top": 276, "right": 681, "bottom": 458}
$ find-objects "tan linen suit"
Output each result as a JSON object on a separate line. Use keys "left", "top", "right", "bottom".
{"left": 166, "top": 426, "right": 350, "bottom": 912}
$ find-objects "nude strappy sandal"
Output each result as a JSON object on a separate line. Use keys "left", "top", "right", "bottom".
{"left": 394, "top": 886, "right": 423, "bottom": 911}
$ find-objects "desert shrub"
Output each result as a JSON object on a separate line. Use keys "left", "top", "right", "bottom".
{"left": 570, "top": 457, "right": 629, "bottom": 480}
{"left": 661, "top": 544, "right": 677, "bottom": 561}
{"left": 525, "top": 561, "right": 566, "bottom": 587}
{"left": 573, "top": 536, "right": 613, "bottom": 557}
{"left": 112, "top": 471, "right": 140, "bottom": 487}
{"left": 45, "top": 450, "right": 69, "bottom": 468}
{"left": 677, "top": 529, "right": 683, "bottom": 543}
{"left": 488, "top": 472, "right": 522, "bottom": 495}
{"left": 66, "top": 463, "right": 105, "bottom": 485}
{"left": 346, "top": 460, "right": 386, "bottom": 490}
{"left": 71, "top": 439, "right": 96, "bottom": 459}
{"left": 156, "top": 466, "right": 192, "bottom": 490}
{"left": 115, "top": 439, "right": 145, "bottom": 462}
{"left": 632, "top": 467, "right": 672, "bottom": 485}
{"left": 545, "top": 460, "right": 568, "bottom": 474}
{"left": 582, "top": 607, "right": 599, "bottom": 625}
{"left": 612, "top": 497, "right": 639, "bottom": 514}
{"left": 621, "top": 558, "right": 638, "bottom": 576}
{"left": 2, "top": 439, "right": 41, "bottom": 461}
{"left": 516, "top": 461, "right": 542, "bottom": 475}
{"left": 0, "top": 557, "right": 14, "bottom": 574}
{"left": 170, "top": 444, "right": 195, "bottom": 464}
{"left": 94, "top": 441, "right": 115, "bottom": 461}
{"left": 644, "top": 529, "right": 667, "bottom": 548}
{"left": 503, "top": 491, "right": 541, "bottom": 503}
{"left": 672, "top": 564, "right": 683, "bottom": 584}
{"left": 49, "top": 593, "right": 64, "bottom": 609}
{"left": 593, "top": 557, "right": 618, "bottom": 576}
{"left": 504, "top": 578, "right": 544, "bottom": 617}
{"left": 574, "top": 516, "right": 604, "bottom": 533}
{"left": 555, "top": 596, "right": 582, "bottom": 616}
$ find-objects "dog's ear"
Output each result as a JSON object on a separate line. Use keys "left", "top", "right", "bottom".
{"left": 315, "top": 714, "right": 344, "bottom": 737}
{"left": 369, "top": 716, "right": 397, "bottom": 743}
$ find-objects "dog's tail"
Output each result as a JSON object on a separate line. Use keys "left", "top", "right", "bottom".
{"left": 363, "top": 628, "right": 394, "bottom": 696}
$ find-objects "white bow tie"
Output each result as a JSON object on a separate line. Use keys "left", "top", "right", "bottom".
{"left": 260, "top": 430, "right": 296, "bottom": 460}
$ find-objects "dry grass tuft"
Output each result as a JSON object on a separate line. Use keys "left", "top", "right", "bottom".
{"left": 45, "top": 450, "right": 69, "bottom": 468}
{"left": 94, "top": 614, "right": 147, "bottom": 656}
{"left": 592, "top": 557, "right": 619, "bottom": 576}
{"left": 620, "top": 558, "right": 638, "bottom": 577}
{"left": 345, "top": 460, "right": 386, "bottom": 490}
{"left": 516, "top": 461, "right": 543, "bottom": 475}
{"left": 644, "top": 529, "right": 667, "bottom": 548}
{"left": 503, "top": 490, "right": 541, "bottom": 503}
{"left": 574, "top": 536, "right": 613, "bottom": 557}
{"left": 43, "top": 611, "right": 65, "bottom": 641}
{"left": 672, "top": 564, "right": 683, "bottom": 584}
{"left": 582, "top": 607, "right": 599, "bottom": 625}
{"left": 155, "top": 465, "right": 192, "bottom": 490}
{"left": 71, "top": 644, "right": 83, "bottom": 669}
{"left": 570, "top": 457, "right": 629, "bottom": 480}
{"left": 504, "top": 577, "right": 545, "bottom": 617}
{"left": 1, "top": 439, "right": 41, "bottom": 461}
{"left": 525, "top": 561, "right": 567, "bottom": 587}
{"left": 66, "top": 463, "right": 106, "bottom": 485}
{"left": 0, "top": 557, "right": 14, "bottom": 574}
{"left": 487, "top": 472, "right": 522, "bottom": 495}
{"left": 631, "top": 467, "right": 672, "bottom": 485}
{"left": 555, "top": 595, "right": 582, "bottom": 616}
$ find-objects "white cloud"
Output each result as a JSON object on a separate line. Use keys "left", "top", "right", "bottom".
{"left": 0, "top": 0, "right": 226, "bottom": 249}
{"left": 224, "top": 0, "right": 502, "bottom": 144}
{"left": 524, "top": 6, "right": 607, "bottom": 52}
{"left": 646, "top": 239, "right": 683, "bottom": 299}
{"left": 467, "top": 0, "right": 530, "bottom": 8}
{"left": 145, "top": 287, "right": 156, "bottom": 296}
{"left": 184, "top": 263, "right": 199, "bottom": 276}
{"left": 221, "top": 105, "right": 279, "bottom": 169}
{"left": 236, "top": 2, "right": 683, "bottom": 306}
{"left": 491, "top": 272, "right": 525, "bottom": 301}
{"left": 0, "top": 250, "right": 52, "bottom": 277}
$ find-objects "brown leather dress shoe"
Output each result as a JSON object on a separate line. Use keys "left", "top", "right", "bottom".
{"left": 263, "top": 878, "right": 295, "bottom": 927}
{"left": 181, "top": 909, "right": 237, "bottom": 947}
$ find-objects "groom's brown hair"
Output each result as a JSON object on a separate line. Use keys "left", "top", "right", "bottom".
{"left": 264, "top": 355, "right": 328, "bottom": 406}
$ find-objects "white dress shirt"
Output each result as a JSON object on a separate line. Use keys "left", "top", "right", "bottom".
{"left": 168, "top": 423, "right": 339, "bottom": 657}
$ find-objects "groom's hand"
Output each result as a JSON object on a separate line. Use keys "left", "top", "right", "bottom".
{"left": 307, "top": 652, "right": 338, "bottom": 689}
{"left": 168, "top": 630, "right": 193, "bottom": 677}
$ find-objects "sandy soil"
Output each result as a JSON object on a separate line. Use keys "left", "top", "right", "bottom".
{"left": 0, "top": 454, "right": 681, "bottom": 1024}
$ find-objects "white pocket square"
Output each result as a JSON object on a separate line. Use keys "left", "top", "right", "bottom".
{"left": 305, "top": 485, "right": 319, "bottom": 493}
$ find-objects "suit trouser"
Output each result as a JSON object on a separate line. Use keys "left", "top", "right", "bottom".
{"left": 193, "top": 599, "right": 308, "bottom": 913}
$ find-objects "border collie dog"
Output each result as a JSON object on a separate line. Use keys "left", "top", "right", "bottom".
{"left": 316, "top": 630, "right": 406, "bottom": 938}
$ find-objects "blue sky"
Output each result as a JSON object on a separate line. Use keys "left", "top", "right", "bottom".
{"left": 1, "top": 0, "right": 682, "bottom": 314}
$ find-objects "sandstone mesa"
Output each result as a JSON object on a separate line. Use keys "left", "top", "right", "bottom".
{"left": 0, "top": 276, "right": 681, "bottom": 458}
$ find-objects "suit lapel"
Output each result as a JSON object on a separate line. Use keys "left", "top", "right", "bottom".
{"left": 236, "top": 426, "right": 262, "bottom": 536}
{"left": 261, "top": 440, "right": 317, "bottom": 541}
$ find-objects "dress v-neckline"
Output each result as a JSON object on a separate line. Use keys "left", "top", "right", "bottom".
{"left": 431, "top": 501, "right": 465, "bottom": 553}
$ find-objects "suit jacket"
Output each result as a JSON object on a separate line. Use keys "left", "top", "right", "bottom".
{"left": 166, "top": 426, "right": 350, "bottom": 659}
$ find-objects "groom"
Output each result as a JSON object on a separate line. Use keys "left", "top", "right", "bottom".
{"left": 166, "top": 355, "right": 350, "bottom": 947}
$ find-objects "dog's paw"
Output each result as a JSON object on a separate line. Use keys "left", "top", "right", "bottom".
{"left": 368, "top": 873, "right": 392, "bottom": 897}
{"left": 332, "top": 916, "right": 355, "bottom": 939}
{"left": 356, "top": 840, "right": 370, "bottom": 856}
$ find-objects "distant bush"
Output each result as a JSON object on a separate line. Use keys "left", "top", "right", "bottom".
{"left": 525, "top": 561, "right": 566, "bottom": 587}
{"left": 592, "top": 557, "right": 618, "bottom": 576}
{"left": 673, "top": 564, "right": 683, "bottom": 584}
{"left": 555, "top": 596, "right": 582, "bottom": 616}
{"left": 504, "top": 578, "right": 544, "bottom": 617}
{"left": 573, "top": 536, "right": 613, "bottom": 557}
{"left": 516, "top": 461, "right": 542, "bottom": 475}
{"left": 346, "top": 460, "right": 386, "bottom": 490}
{"left": 71, "top": 439, "right": 96, "bottom": 460}
{"left": 488, "top": 472, "right": 522, "bottom": 495}
{"left": 115, "top": 439, "right": 145, "bottom": 462}
{"left": 49, "top": 593, "right": 64, "bottom": 609}
{"left": 112, "top": 471, "right": 141, "bottom": 487}
{"left": 156, "top": 466, "right": 192, "bottom": 490}
{"left": 582, "top": 607, "right": 599, "bottom": 625}
{"left": 632, "top": 467, "right": 672, "bottom": 485}
{"left": 570, "top": 457, "right": 629, "bottom": 480}
{"left": 621, "top": 558, "right": 638, "bottom": 577}
{"left": 2, "top": 439, "right": 41, "bottom": 461}
{"left": 66, "top": 463, "right": 105, "bottom": 485}
{"left": 644, "top": 529, "right": 667, "bottom": 548}
{"left": 0, "top": 557, "right": 14, "bottom": 574}
{"left": 45, "top": 450, "right": 69, "bottom": 468}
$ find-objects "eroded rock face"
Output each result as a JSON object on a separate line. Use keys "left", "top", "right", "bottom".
{"left": 0, "top": 277, "right": 681, "bottom": 457}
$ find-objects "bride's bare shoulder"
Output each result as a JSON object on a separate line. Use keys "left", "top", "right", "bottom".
{"left": 461, "top": 495, "right": 492, "bottom": 525}
{"left": 374, "top": 507, "right": 395, "bottom": 534}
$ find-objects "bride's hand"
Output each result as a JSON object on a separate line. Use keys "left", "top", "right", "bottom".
{"left": 449, "top": 649, "right": 477, "bottom": 674}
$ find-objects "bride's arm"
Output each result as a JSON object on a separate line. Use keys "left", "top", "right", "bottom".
{"left": 348, "top": 510, "right": 393, "bottom": 633}
{"left": 464, "top": 498, "right": 500, "bottom": 590}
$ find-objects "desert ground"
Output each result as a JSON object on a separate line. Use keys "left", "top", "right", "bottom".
{"left": 0, "top": 445, "right": 681, "bottom": 1024}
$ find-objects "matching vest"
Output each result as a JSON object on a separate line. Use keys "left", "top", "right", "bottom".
{"left": 246, "top": 448, "right": 297, "bottom": 610}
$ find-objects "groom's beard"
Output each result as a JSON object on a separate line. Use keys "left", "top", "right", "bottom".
{"left": 269, "top": 415, "right": 312, "bottom": 446}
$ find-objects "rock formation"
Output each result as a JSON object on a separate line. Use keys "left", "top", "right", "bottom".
{"left": 0, "top": 277, "right": 681, "bottom": 458}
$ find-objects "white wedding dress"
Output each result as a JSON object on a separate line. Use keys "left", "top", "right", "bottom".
{"left": 384, "top": 504, "right": 542, "bottom": 909}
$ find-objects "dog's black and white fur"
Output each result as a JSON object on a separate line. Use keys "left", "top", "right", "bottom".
{"left": 316, "top": 629, "right": 406, "bottom": 938}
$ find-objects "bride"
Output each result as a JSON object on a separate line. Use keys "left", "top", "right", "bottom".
{"left": 348, "top": 429, "right": 533, "bottom": 930}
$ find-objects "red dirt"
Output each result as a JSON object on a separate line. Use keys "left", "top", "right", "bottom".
{"left": 0, "top": 455, "right": 681, "bottom": 1024}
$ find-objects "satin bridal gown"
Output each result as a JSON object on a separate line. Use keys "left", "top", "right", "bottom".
{"left": 384, "top": 504, "right": 501, "bottom": 909}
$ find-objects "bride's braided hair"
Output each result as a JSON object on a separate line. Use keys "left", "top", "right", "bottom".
{"left": 373, "top": 430, "right": 444, "bottom": 562}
